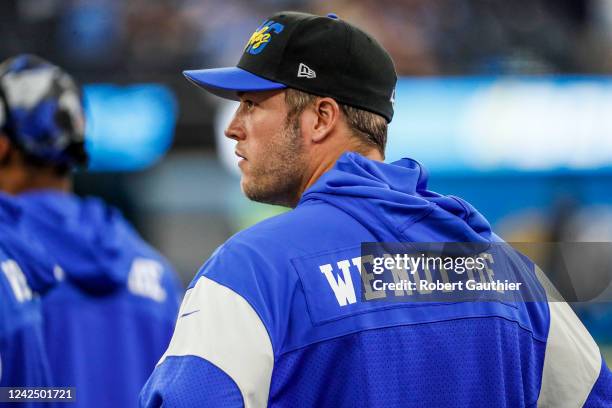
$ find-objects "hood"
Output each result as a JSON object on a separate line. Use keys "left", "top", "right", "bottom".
{"left": 17, "top": 190, "right": 142, "bottom": 293}
{"left": 0, "top": 193, "right": 58, "bottom": 294}
{"left": 299, "top": 152, "right": 492, "bottom": 244}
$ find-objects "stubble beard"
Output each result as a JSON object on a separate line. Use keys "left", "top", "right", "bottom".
{"left": 241, "top": 115, "right": 307, "bottom": 208}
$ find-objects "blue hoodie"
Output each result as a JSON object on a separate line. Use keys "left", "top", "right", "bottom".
{"left": 141, "top": 153, "right": 611, "bottom": 407}
{"left": 0, "top": 196, "right": 54, "bottom": 396}
{"left": 15, "top": 191, "right": 183, "bottom": 408}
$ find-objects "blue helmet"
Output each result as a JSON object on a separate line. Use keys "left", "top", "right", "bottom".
{"left": 0, "top": 54, "right": 87, "bottom": 167}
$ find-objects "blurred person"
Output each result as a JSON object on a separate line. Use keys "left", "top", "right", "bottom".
{"left": 0, "top": 54, "right": 183, "bottom": 408}
{"left": 141, "top": 11, "right": 611, "bottom": 407}
{"left": 0, "top": 196, "right": 55, "bottom": 401}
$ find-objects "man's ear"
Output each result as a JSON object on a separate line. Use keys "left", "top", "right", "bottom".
{"left": 309, "top": 97, "right": 341, "bottom": 143}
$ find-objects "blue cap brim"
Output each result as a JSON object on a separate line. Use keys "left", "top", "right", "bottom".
{"left": 183, "top": 67, "right": 286, "bottom": 100}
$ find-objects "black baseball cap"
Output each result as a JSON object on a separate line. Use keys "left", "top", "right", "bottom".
{"left": 183, "top": 11, "right": 397, "bottom": 122}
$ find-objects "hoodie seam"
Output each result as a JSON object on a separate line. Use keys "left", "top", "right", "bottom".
{"left": 448, "top": 195, "right": 472, "bottom": 221}
{"left": 353, "top": 198, "right": 409, "bottom": 242}
{"left": 396, "top": 205, "right": 437, "bottom": 238}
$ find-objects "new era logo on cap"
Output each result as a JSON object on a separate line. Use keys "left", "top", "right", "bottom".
{"left": 297, "top": 63, "right": 316, "bottom": 79}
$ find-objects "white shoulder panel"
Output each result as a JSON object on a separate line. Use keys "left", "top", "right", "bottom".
{"left": 536, "top": 267, "right": 601, "bottom": 407}
{"left": 159, "top": 276, "right": 274, "bottom": 408}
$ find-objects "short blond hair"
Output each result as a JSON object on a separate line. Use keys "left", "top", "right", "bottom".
{"left": 284, "top": 88, "right": 388, "bottom": 156}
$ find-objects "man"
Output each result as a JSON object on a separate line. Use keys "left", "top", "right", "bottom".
{"left": 141, "top": 12, "right": 611, "bottom": 407}
{"left": 0, "top": 54, "right": 183, "bottom": 408}
{"left": 0, "top": 196, "right": 54, "bottom": 396}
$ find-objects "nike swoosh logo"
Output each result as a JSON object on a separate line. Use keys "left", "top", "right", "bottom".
{"left": 180, "top": 309, "right": 200, "bottom": 318}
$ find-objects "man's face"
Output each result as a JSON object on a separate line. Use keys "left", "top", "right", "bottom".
{"left": 224, "top": 90, "right": 307, "bottom": 207}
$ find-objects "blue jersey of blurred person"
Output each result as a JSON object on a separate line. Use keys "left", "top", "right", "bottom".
{"left": 0, "top": 54, "right": 183, "bottom": 408}
{"left": 0, "top": 195, "right": 55, "bottom": 395}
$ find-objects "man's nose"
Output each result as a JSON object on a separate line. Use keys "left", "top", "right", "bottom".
{"left": 224, "top": 113, "right": 246, "bottom": 141}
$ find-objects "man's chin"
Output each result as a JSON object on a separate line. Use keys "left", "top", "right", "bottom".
{"left": 241, "top": 182, "right": 290, "bottom": 207}
{"left": 241, "top": 178, "right": 263, "bottom": 202}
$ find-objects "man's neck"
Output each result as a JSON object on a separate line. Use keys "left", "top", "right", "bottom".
{"left": 294, "top": 148, "right": 383, "bottom": 207}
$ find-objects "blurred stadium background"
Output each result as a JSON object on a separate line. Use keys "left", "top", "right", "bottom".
{"left": 2, "top": 0, "right": 612, "bottom": 356}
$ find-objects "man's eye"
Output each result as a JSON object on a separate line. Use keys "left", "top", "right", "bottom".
{"left": 244, "top": 100, "right": 255, "bottom": 110}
